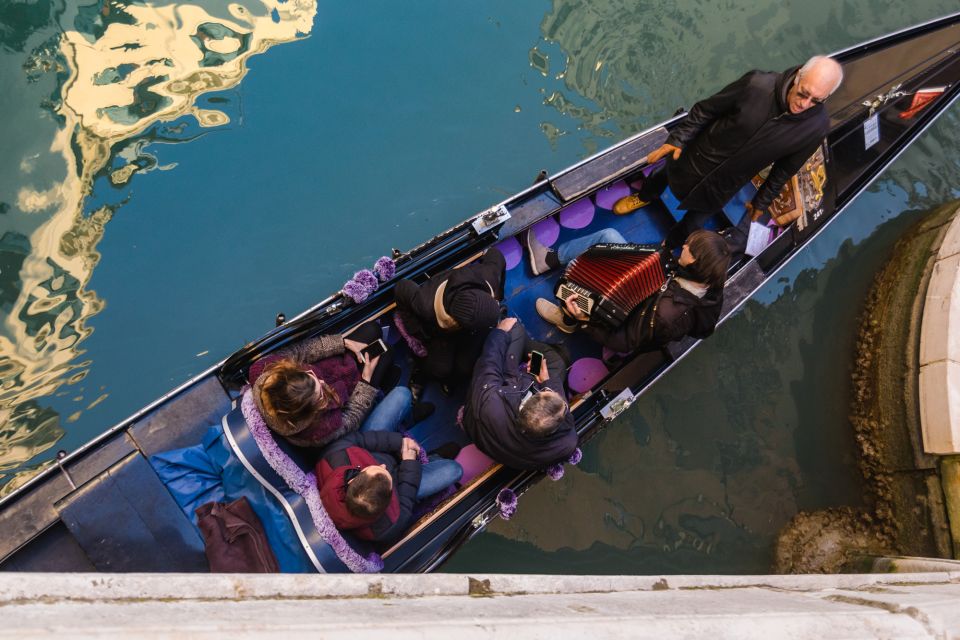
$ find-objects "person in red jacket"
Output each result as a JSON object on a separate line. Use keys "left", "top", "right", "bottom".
{"left": 316, "top": 431, "right": 462, "bottom": 546}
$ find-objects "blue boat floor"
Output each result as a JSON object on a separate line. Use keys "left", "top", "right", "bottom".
{"left": 388, "top": 175, "right": 755, "bottom": 453}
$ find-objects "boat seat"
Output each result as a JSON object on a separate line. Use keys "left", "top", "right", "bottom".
{"left": 130, "top": 375, "right": 233, "bottom": 457}
{"left": 55, "top": 451, "right": 208, "bottom": 572}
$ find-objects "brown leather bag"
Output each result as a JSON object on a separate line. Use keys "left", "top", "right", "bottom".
{"left": 196, "top": 497, "right": 280, "bottom": 573}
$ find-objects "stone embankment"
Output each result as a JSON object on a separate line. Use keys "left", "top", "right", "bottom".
{"left": 2, "top": 571, "right": 960, "bottom": 638}
{"left": 776, "top": 201, "right": 960, "bottom": 573}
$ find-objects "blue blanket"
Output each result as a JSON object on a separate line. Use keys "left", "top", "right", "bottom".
{"left": 150, "top": 424, "right": 315, "bottom": 573}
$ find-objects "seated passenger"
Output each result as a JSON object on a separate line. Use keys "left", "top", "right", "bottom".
{"left": 393, "top": 248, "right": 506, "bottom": 389}
{"left": 527, "top": 228, "right": 730, "bottom": 352}
{"left": 249, "top": 320, "right": 429, "bottom": 448}
{"left": 316, "top": 429, "right": 463, "bottom": 546}
{"left": 462, "top": 317, "right": 577, "bottom": 470}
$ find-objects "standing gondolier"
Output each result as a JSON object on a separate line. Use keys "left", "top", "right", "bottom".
{"left": 614, "top": 55, "right": 843, "bottom": 250}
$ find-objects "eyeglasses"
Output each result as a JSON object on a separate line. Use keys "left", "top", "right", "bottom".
{"left": 793, "top": 76, "right": 827, "bottom": 105}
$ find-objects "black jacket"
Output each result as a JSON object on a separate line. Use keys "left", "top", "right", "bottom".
{"left": 583, "top": 280, "right": 723, "bottom": 353}
{"left": 462, "top": 327, "right": 578, "bottom": 470}
{"left": 393, "top": 248, "right": 506, "bottom": 343}
{"left": 318, "top": 431, "right": 421, "bottom": 546}
{"left": 665, "top": 66, "right": 828, "bottom": 212}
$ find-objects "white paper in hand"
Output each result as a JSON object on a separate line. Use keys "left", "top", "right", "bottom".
{"left": 745, "top": 221, "right": 772, "bottom": 257}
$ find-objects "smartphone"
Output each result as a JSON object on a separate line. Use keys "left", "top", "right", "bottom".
{"left": 529, "top": 350, "right": 544, "bottom": 376}
{"left": 361, "top": 339, "right": 387, "bottom": 360}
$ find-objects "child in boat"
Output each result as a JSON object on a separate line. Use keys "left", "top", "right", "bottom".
{"left": 461, "top": 316, "right": 577, "bottom": 470}
{"left": 393, "top": 248, "right": 506, "bottom": 392}
{"left": 249, "top": 321, "right": 432, "bottom": 449}
{"left": 527, "top": 228, "right": 730, "bottom": 352}
{"left": 316, "top": 429, "right": 463, "bottom": 545}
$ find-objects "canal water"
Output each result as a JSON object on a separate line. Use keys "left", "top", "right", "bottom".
{"left": 2, "top": 1, "right": 959, "bottom": 572}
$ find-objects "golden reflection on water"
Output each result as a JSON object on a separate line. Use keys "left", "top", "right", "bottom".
{"left": 0, "top": 0, "right": 317, "bottom": 494}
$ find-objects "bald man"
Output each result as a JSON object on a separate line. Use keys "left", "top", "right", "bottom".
{"left": 615, "top": 56, "right": 843, "bottom": 249}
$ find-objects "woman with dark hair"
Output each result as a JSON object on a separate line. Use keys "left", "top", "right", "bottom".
{"left": 528, "top": 227, "right": 731, "bottom": 353}
{"left": 248, "top": 321, "right": 428, "bottom": 449}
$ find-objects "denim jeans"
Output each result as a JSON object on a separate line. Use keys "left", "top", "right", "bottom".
{"left": 416, "top": 457, "right": 463, "bottom": 499}
{"left": 556, "top": 228, "right": 628, "bottom": 265}
{"left": 360, "top": 386, "right": 412, "bottom": 432}
{"left": 359, "top": 386, "right": 463, "bottom": 498}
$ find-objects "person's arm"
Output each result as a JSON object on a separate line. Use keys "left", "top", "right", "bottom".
{"left": 275, "top": 334, "right": 346, "bottom": 365}
{"left": 338, "top": 381, "right": 378, "bottom": 433}
{"left": 374, "top": 461, "right": 422, "bottom": 546}
{"left": 580, "top": 322, "right": 638, "bottom": 354}
{"left": 480, "top": 247, "right": 507, "bottom": 299}
{"left": 665, "top": 71, "right": 753, "bottom": 149}
{"left": 471, "top": 319, "right": 514, "bottom": 390}
{"left": 751, "top": 139, "right": 823, "bottom": 213}
{"left": 354, "top": 431, "right": 404, "bottom": 455}
{"left": 338, "top": 349, "right": 383, "bottom": 433}
{"left": 580, "top": 296, "right": 683, "bottom": 353}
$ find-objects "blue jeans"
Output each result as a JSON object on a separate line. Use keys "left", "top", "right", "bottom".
{"left": 360, "top": 386, "right": 463, "bottom": 498}
{"left": 556, "top": 228, "right": 627, "bottom": 265}
{"left": 417, "top": 457, "right": 463, "bottom": 499}
{"left": 360, "top": 386, "right": 412, "bottom": 432}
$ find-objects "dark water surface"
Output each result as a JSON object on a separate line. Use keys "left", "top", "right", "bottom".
{"left": 2, "top": 1, "right": 960, "bottom": 573}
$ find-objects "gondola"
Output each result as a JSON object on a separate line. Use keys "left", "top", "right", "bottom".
{"left": 2, "top": 12, "right": 960, "bottom": 574}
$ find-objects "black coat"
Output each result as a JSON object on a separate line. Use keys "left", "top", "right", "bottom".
{"left": 462, "top": 325, "right": 578, "bottom": 471}
{"left": 583, "top": 280, "right": 723, "bottom": 353}
{"left": 393, "top": 248, "right": 506, "bottom": 343}
{"left": 665, "top": 66, "right": 828, "bottom": 213}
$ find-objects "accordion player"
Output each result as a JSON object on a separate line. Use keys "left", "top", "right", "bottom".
{"left": 554, "top": 243, "right": 671, "bottom": 328}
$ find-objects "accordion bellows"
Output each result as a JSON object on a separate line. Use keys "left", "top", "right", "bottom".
{"left": 556, "top": 243, "right": 666, "bottom": 328}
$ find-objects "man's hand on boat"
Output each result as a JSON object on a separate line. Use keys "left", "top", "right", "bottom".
{"left": 497, "top": 317, "right": 517, "bottom": 332}
{"left": 563, "top": 294, "right": 590, "bottom": 322}
{"left": 401, "top": 437, "right": 421, "bottom": 461}
{"left": 644, "top": 143, "right": 682, "bottom": 164}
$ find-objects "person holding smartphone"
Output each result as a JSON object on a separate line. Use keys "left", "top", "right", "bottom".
{"left": 316, "top": 420, "right": 463, "bottom": 546}
{"left": 248, "top": 320, "right": 431, "bottom": 449}
{"left": 461, "top": 317, "right": 577, "bottom": 471}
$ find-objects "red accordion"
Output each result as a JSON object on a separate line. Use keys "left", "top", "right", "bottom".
{"left": 555, "top": 243, "right": 666, "bottom": 328}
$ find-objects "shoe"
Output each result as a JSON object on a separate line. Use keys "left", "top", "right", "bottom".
{"left": 412, "top": 401, "right": 435, "bottom": 424}
{"left": 408, "top": 366, "right": 425, "bottom": 403}
{"left": 523, "top": 228, "right": 556, "bottom": 276}
{"left": 613, "top": 193, "right": 650, "bottom": 215}
{"left": 536, "top": 298, "right": 578, "bottom": 334}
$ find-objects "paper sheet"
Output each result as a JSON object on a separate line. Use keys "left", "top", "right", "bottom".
{"left": 745, "top": 221, "right": 773, "bottom": 257}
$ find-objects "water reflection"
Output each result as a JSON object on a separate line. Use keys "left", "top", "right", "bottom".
{"left": 532, "top": 0, "right": 959, "bottom": 149}
{"left": 0, "top": 0, "right": 316, "bottom": 493}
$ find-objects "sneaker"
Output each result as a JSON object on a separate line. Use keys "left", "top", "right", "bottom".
{"left": 613, "top": 193, "right": 650, "bottom": 215}
{"left": 523, "top": 228, "right": 555, "bottom": 276}
{"left": 536, "top": 298, "right": 578, "bottom": 334}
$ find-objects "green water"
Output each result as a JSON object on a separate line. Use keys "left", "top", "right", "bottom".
{"left": 1, "top": 0, "right": 959, "bottom": 573}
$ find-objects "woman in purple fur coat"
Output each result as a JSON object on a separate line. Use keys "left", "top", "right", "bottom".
{"left": 248, "top": 321, "right": 417, "bottom": 449}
